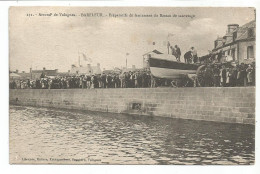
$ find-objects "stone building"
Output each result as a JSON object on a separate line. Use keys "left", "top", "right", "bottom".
{"left": 32, "top": 68, "right": 58, "bottom": 78}
{"left": 212, "top": 20, "right": 256, "bottom": 64}
{"left": 15, "top": 67, "right": 58, "bottom": 80}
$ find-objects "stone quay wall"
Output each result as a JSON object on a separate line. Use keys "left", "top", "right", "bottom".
{"left": 9, "top": 87, "right": 255, "bottom": 125}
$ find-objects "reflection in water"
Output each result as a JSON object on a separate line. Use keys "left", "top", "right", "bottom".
{"left": 10, "top": 105, "right": 254, "bottom": 164}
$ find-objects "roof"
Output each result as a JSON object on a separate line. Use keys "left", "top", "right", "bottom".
{"left": 236, "top": 20, "right": 255, "bottom": 40}
{"left": 214, "top": 20, "right": 255, "bottom": 50}
{"left": 16, "top": 73, "right": 31, "bottom": 79}
{"left": 10, "top": 72, "right": 21, "bottom": 77}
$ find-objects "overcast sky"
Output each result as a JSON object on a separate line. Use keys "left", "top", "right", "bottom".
{"left": 9, "top": 7, "right": 255, "bottom": 72}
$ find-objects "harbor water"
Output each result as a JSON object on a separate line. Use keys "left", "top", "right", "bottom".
{"left": 9, "top": 105, "right": 255, "bottom": 164}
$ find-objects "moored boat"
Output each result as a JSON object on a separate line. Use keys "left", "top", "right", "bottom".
{"left": 143, "top": 50, "right": 200, "bottom": 79}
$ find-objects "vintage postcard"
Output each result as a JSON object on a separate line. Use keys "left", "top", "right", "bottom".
{"left": 9, "top": 6, "right": 255, "bottom": 164}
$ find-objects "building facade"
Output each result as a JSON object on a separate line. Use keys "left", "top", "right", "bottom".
{"left": 212, "top": 20, "right": 255, "bottom": 64}
{"left": 70, "top": 63, "right": 102, "bottom": 75}
{"left": 14, "top": 68, "right": 58, "bottom": 80}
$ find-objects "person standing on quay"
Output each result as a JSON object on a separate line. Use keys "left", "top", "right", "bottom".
{"left": 119, "top": 72, "right": 125, "bottom": 88}
{"left": 220, "top": 65, "right": 227, "bottom": 87}
{"left": 191, "top": 47, "right": 198, "bottom": 63}
{"left": 246, "top": 64, "right": 254, "bottom": 86}
{"left": 226, "top": 68, "right": 231, "bottom": 87}
{"left": 101, "top": 73, "right": 106, "bottom": 88}
{"left": 213, "top": 65, "right": 220, "bottom": 87}
{"left": 86, "top": 75, "right": 91, "bottom": 89}
{"left": 240, "top": 63, "right": 247, "bottom": 86}
{"left": 230, "top": 66, "right": 238, "bottom": 87}
{"left": 134, "top": 72, "right": 138, "bottom": 88}
{"left": 175, "top": 45, "right": 181, "bottom": 62}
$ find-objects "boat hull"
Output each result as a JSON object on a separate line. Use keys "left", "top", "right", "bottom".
{"left": 149, "top": 57, "right": 199, "bottom": 79}
{"left": 150, "top": 67, "right": 197, "bottom": 79}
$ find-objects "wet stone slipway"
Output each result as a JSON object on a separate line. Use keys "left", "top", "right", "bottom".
{"left": 9, "top": 105, "right": 254, "bottom": 164}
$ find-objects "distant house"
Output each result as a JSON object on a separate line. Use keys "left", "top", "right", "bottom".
{"left": 212, "top": 20, "right": 256, "bottom": 64}
{"left": 14, "top": 68, "right": 58, "bottom": 80}
{"left": 16, "top": 71, "right": 31, "bottom": 80}
{"left": 9, "top": 72, "right": 21, "bottom": 80}
{"left": 57, "top": 71, "right": 71, "bottom": 77}
{"left": 31, "top": 68, "right": 58, "bottom": 79}
{"left": 102, "top": 67, "right": 122, "bottom": 75}
{"left": 70, "top": 63, "right": 102, "bottom": 75}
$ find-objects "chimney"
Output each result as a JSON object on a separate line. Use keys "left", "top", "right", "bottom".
{"left": 30, "top": 68, "right": 32, "bottom": 73}
{"left": 227, "top": 24, "right": 239, "bottom": 33}
{"left": 214, "top": 37, "right": 223, "bottom": 48}
{"left": 16, "top": 69, "right": 18, "bottom": 73}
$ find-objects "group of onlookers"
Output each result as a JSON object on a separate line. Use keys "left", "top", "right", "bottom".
{"left": 9, "top": 71, "right": 153, "bottom": 89}
{"left": 201, "top": 62, "right": 255, "bottom": 87}
{"left": 9, "top": 62, "right": 255, "bottom": 89}
{"left": 10, "top": 62, "right": 255, "bottom": 89}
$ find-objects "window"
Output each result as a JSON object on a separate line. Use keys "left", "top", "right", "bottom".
{"left": 248, "top": 28, "right": 254, "bottom": 38}
{"left": 247, "top": 46, "right": 254, "bottom": 59}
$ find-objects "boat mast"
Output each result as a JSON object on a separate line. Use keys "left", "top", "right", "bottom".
{"left": 78, "top": 50, "right": 80, "bottom": 67}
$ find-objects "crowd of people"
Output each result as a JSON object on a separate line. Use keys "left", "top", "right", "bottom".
{"left": 168, "top": 45, "right": 255, "bottom": 87}
{"left": 9, "top": 62, "right": 255, "bottom": 89}
{"left": 169, "top": 45, "right": 198, "bottom": 64}
{"left": 9, "top": 71, "right": 154, "bottom": 89}
{"left": 10, "top": 45, "right": 255, "bottom": 89}
{"left": 199, "top": 62, "right": 255, "bottom": 87}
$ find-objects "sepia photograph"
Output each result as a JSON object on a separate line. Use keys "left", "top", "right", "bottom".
{"left": 9, "top": 6, "right": 255, "bottom": 165}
